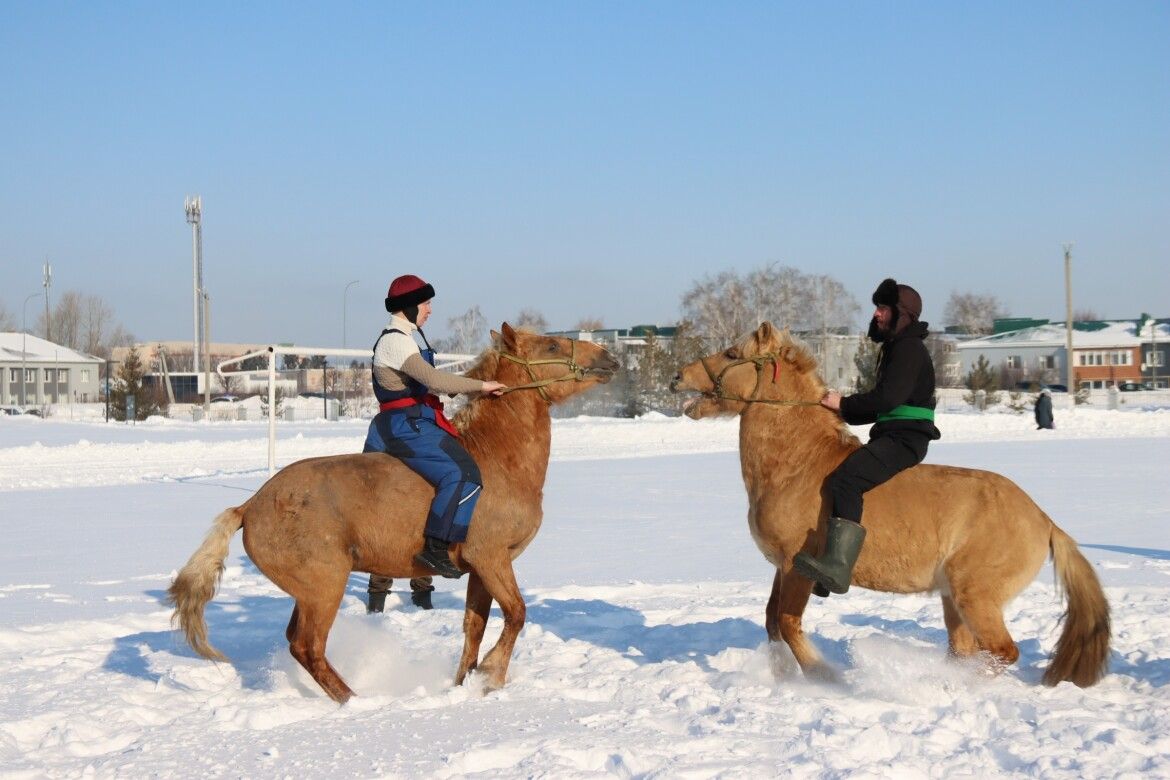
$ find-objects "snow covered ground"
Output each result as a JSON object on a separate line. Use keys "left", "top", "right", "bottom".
{"left": 1, "top": 404, "right": 1168, "bottom": 778}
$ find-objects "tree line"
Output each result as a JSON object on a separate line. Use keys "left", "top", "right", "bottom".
{"left": 0, "top": 291, "right": 134, "bottom": 359}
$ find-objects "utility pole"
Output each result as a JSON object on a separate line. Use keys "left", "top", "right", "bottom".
{"left": 185, "top": 196, "right": 204, "bottom": 374}
{"left": 43, "top": 261, "right": 52, "bottom": 341}
{"left": 1063, "top": 243, "right": 1074, "bottom": 397}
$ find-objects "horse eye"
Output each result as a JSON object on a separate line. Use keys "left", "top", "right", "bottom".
{"left": 547, "top": 342, "right": 560, "bottom": 353}
{"left": 724, "top": 349, "right": 738, "bottom": 359}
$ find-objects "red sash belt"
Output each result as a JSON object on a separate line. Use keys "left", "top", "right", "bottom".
{"left": 379, "top": 394, "right": 459, "bottom": 438}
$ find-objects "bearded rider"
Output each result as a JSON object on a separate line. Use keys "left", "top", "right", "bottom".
{"left": 793, "top": 278, "right": 940, "bottom": 596}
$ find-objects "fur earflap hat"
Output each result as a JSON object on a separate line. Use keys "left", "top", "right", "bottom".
{"left": 385, "top": 275, "right": 436, "bottom": 313}
{"left": 872, "top": 278, "right": 922, "bottom": 329}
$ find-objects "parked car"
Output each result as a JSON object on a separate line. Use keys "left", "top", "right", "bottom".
{"left": 1118, "top": 381, "right": 1145, "bottom": 392}
{"left": 1043, "top": 384, "right": 1068, "bottom": 393}
{"left": 0, "top": 404, "right": 24, "bottom": 416}
{"left": 210, "top": 395, "right": 240, "bottom": 403}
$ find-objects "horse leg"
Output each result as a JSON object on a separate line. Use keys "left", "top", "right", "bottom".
{"left": 455, "top": 572, "right": 492, "bottom": 685}
{"left": 468, "top": 559, "right": 525, "bottom": 692}
{"left": 949, "top": 586, "right": 1020, "bottom": 672}
{"left": 286, "top": 577, "right": 355, "bottom": 704}
{"left": 777, "top": 566, "right": 835, "bottom": 682}
{"left": 285, "top": 604, "right": 299, "bottom": 644}
{"left": 941, "top": 595, "right": 978, "bottom": 658}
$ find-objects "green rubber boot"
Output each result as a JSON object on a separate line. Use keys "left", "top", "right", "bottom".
{"left": 793, "top": 517, "right": 867, "bottom": 595}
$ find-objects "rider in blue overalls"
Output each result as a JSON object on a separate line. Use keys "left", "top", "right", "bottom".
{"left": 363, "top": 275, "right": 505, "bottom": 597}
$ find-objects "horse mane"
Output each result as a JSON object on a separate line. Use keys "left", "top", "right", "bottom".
{"left": 767, "top": 328, "right": 859, "bottom": 448}
{"left": 450, "top": 347, "right": 500, "bottom": 434}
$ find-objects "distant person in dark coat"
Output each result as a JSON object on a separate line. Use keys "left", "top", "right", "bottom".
{"left": 1035, "top": 388, "right": 1054, "bottom": 430}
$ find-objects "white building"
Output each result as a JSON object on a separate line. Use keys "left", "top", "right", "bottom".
{"left": 0, "top": 333, "right": 103, "bottom": 407}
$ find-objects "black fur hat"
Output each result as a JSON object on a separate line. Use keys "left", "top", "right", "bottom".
{"left": 873, "top": 278, "right": 922, "bottom": 324}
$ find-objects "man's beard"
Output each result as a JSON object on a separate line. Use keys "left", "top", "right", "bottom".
{"left": 867, "top": 316, "right": 894, "bottom": 343}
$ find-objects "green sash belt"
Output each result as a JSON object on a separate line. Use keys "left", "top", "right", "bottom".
{"left": 876, "top": 404, "right": 935, "bottom": 423}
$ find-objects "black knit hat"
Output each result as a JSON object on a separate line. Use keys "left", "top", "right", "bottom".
{"left": 385, "top": 274, "right": 436, "bottom": 313}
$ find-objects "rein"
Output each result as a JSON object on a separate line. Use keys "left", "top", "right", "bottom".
{"left": 497, "top": 340, "right": 588, "bottom": 402}
{"left": 700, "top": 352, "right": 822, "bottom": 407}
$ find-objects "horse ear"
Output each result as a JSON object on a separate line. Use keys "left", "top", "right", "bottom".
{"left": 757, "top": 321, "right": 774, "bottom": 343}
{"left": 489, "top": 329, "right": 501, "bottom": 346}
{"left": 500, "top": 322, "right": 519, "bottom": 350}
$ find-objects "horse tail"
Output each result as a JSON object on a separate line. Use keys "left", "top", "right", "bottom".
{"left": 167, "top": 507, "right": 244, "bottom": 663}
{"left": 1042, "top": 524, "right": 1111, "bottom": 687}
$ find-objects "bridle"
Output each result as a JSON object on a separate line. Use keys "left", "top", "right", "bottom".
{"left": 699, "top": 351, "right": 821, "bottom": 407}
{"left": 497, "top": 340, "right": 591, "bottom": 402}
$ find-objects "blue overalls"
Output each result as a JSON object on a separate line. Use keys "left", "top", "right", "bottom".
{"left": 363, "top": 329, "right": 483, "bottom": 543}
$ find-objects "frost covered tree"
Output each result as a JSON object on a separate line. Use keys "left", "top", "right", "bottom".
{"left": 513, "top": 308, "right": 548, "bottom": 334}
{"left": 681, "top": 265, "right": 857, "bottom": 345}
{"left": 943, "top": 292, "right": 1005, "bottom": 335}
{"left": 436, "top": 306, "right": 488, "bottom": 355}
{"left": 0, "top": 300, "right": 16, "bottom": 330}
{"left": 575, "top": 317, "right": 604, "bottom": 331}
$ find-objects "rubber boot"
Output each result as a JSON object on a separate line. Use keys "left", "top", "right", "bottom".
{"left": 411, "top": 590, "right": 434, "bottom": 610}
{"left": 367, "top": 590, "right": 387, "bottom": 614}
{"left": 414, "top": 536, "right": 465, "bottom": 579}
{"left": 792, "top": 517, "right": 867, "bottom": 595}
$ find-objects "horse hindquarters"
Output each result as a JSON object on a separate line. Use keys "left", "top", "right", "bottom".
{"left": 1043, "top": 526, "right": 1110, "bottom": 687}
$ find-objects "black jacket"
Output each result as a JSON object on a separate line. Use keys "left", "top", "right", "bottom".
{"left": 840, "top": 321, "right": 941, "bottom": 441}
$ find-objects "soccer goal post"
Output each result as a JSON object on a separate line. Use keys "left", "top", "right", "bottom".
{"left": 217, "top": 345, "right": 476, "bottom": 475}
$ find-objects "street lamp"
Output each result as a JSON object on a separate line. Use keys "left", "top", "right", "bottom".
{"left": 21, "top": 292, "right": 43, "bottom": 408}
{"left": 342, "top": 280, "right": 359, "bottom": 349}
{"left": 341, "top": 280, "right": 359, "bottom": 418}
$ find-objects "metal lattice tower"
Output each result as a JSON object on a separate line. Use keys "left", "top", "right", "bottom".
{"left": 185, "top": 196, "right": 203, "bottom": 373}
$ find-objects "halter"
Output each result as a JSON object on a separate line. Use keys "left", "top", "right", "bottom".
{"left": 699, "top": 351, "right": 821, "bottom": 407}
{"left": 497, "top": 340, "right": 589, "bottom": 402}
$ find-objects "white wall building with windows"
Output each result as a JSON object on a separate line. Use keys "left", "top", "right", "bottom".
{"left": 0, "top": 333, "right": 103, "bottom": 408}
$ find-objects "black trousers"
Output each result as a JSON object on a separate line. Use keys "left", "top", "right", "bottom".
{"left": 826, "top": 432, "right": 930, "bottom": 523}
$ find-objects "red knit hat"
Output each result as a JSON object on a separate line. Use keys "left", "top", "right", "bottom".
{"left": 385, "top": 275, "right": 436, "bottom": 313}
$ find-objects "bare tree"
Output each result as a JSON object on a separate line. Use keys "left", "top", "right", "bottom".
{"left": 36, "top": 290, "right": 133, "bottom": 357}
{"left": 514, "top": 308, "right": 548, "bottom": 333}
{"left": 943, "top": 292, "right": 1006, "bottom": 335}
{"left": 574, "top": 317, "right": 605, "bottom": 331}
{"left": 0, "top": 300, "right": 16, "bottom": 330}
{"left": 1073, "top": 309, "right": 1100, "bottom": 322}
{"left": 436, "top": 305, "right": 487, "bottom": 355}
{"left": 681, "top": 264, "right": 857, "bottom": 344}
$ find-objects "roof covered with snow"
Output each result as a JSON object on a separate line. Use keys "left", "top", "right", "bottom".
{"left": 957, "top": 320, "right": 1170, "bottom": 350}
{"left": 0, "top": 332, "right": 102, "bottom": 364}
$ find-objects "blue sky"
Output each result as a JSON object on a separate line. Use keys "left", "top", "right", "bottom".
{"left": 2, "top": 2, "right": 1167, "bottom": 347}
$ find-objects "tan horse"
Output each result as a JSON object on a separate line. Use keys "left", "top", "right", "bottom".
{"left": 671, "top": 322, "right": 1110, "bottom": 687}
{"left": 168, "top": 323, "right": 619, "bottom": 703}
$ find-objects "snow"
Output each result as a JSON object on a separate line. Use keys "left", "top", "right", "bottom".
{"left": 1, "top": 404, "right": 1168, "bottom": 777}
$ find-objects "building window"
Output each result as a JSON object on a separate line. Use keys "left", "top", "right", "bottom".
{"left": 8, "top": 368, "right": 16, "bottom": 382}
{"left": 1005, "top": 355, "right": 1022, "bottom": 369}
{"left": 58, "top": 369, "right": 69, "bottom": 383}
{"left": 25, "top": 369, "right": 36, "bottom": 382}
{"left": 1148, "top": 351, "right": 1165, "bottom": 367}
{"left": 1039, "top": 355, "right": 1056, "bottom": 370}
{"left": 81, "top": 369, "right": 90, "bottom": 383}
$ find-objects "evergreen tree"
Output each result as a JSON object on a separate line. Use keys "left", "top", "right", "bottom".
{"left": 109, "top": 346, "right": 165, "bottom": 421}
{"left": 963, "top": 354, "right": 1001, "bottom": 407}
{"left": 853, "top": 336, "right": 881, "bottom": 393}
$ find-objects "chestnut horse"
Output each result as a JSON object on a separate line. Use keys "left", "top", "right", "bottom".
{"left": 671, "top": 322, "right": 1110, "bottom": 687}
{"left": 168, "top": 324, "right": 618, "bottom": 703}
